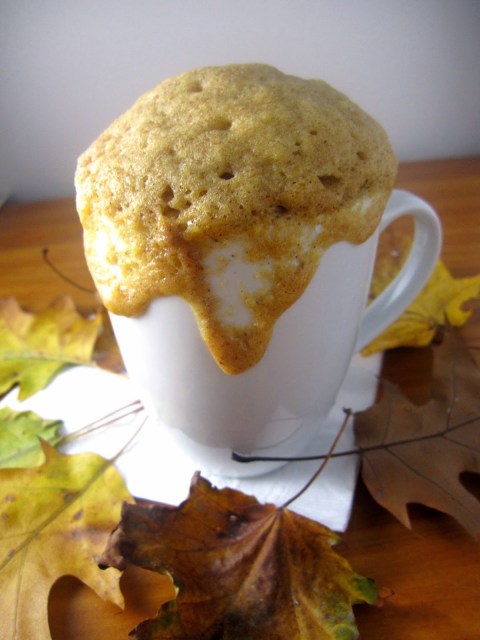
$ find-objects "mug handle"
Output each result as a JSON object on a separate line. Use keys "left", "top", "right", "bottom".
{"left": 355, "top": 189, "right": 442, "bottom": 352}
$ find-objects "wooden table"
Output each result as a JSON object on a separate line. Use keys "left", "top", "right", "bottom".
{"left": 1, "top": 157, "right": 479, "bottom": 639}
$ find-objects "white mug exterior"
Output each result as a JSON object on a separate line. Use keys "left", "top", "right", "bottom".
{"left": 110, "top": 189, "right": 442, "bottom": 477}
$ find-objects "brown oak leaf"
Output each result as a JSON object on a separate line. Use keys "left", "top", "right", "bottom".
{"left": 100, "top": 473, "right": 377, "bottom": 639}
{"left": 355, "top": 328, "right": 480, "bottom": 538}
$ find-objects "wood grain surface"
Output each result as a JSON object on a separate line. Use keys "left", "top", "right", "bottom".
{"left": 1, "top": 157, "right": 479, "bottom": 639}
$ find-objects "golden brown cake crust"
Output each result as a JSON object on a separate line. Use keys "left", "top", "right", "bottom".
{"left": 75, "top": 63, "right": 397, "bottom": 373}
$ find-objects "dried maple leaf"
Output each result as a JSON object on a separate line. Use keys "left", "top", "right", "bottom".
{"left": 0, "top": 442, "right": 133, "bottom": 640}
{"left": 355, "top": 328, "right": 480, "bottom": 538}
{"left": 0, "top": 406, "right": 62, "bottom": 468}
{"left": 363, "top": 254, "right": 480, "bottom": 355}
{"left": 100, "top": 473, "right": 377, "bottom": 640}
{"left": 0, "top": 295, "right": 102, "bottom": 399}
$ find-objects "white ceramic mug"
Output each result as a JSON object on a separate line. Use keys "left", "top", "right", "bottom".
{"left": 110, "top": 189, "right": 441, "bottom": 477}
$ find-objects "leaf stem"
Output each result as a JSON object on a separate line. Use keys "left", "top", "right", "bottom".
{"left": 42, "top": 247, "right": 96, "bottom": 294}
{"left": 280, "top": 409, "right": 353, "bottom": 509}
{"left": 109, "top": 413, "right": 148, "bottom": 464}
{"left": 232, "top": 415, "right": 478, "bottom": 464}
{"left": 58, "top": 400, "right": 144, "bottom": 447}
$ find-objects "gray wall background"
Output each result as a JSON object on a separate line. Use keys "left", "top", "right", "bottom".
{"left": 1, "top": 0, "right": 479, "bottom": 202}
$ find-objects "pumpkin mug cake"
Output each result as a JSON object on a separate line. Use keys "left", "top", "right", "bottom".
{"left": 75, "top": 64, "right": 397, "bottom": 373}
{"left": 75, "top": 64, "right": 440, "bottom": 475}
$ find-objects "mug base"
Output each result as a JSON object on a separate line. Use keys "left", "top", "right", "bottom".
{"left": 148, "top": 413, "right": 319, "bottom": 478}
{"left": 140, "top": 346, "right": 384, "bottom": 479}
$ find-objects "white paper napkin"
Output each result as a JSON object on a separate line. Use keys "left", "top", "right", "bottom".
{"left": 1, "top": 353, "right": 381, "bottom": 532}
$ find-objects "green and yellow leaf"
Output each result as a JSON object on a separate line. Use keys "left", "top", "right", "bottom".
{"left": 0, "top": 406, "right": 62, "bottom": 468}
{"left": 0, "top": 295, "right": 102, "bottom": 399}
{"left": 0, "top": 442, "right": 133, "bottom": 640}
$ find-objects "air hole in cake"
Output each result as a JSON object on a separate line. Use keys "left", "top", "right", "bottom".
{"left": 275, "top": 204, "right": 289, "bottom": 214}
{"left": 163, "top": 205, "right": 180, "bottom": 219}
{"left": 186, "top": 80, "right": 203, "bottom": 93}
{"left": 161, "top": 185, "right": 174, "bottom": 202}
{"left": 219, "top": 171, "right": 235, "bottom": 180}
{"left": 357, "top": 151, "right": 368, "bottom": 161}
{"left": 309, "top": 130, "right": 318, "bottom": 136}
{"left": 318, "top": 174, "right": 341, "bottom": 188}
{"left": 210, "top": 117, "right": 232, "bottom": 131}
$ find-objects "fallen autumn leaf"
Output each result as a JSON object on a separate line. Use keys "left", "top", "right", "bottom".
{"left": 0, "top": 442, "right": 133, "bottom": 640}
{"left": 355, "top": 328, "right": 480, "bottom": 538}
{"left": 100, "top": 473, "right": 377, "bottom": 640}
{"left": 0, "top": 406, "right": 62, "bottom": 468}
{"left": 0, "top": 295, "right": 102, "bottom": 399}
{"left": 363, "top": 256, "right": 480, "bottom": 355}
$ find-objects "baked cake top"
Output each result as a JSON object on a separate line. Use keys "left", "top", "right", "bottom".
{"left": 75, "top": 63, "right": 397, "bottom": 373}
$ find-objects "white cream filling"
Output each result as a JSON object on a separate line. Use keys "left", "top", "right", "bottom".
{"left": 204, "top": 221, "right": 325, "bottom": 328}
{"left": 204, "top": 241, "right": 272, "bottom": 327}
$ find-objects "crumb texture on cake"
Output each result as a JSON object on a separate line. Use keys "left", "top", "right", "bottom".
{"left": 75, "top": 63, "right": 397, "bottom": 373}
